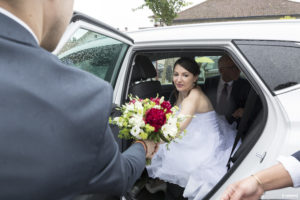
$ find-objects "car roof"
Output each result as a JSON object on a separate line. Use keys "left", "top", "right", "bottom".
{"left": 127, "top": 19, "right": 300, "bottom": 43}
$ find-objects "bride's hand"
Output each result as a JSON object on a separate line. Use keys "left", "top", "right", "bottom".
{"left": 232, "top": 108, "right": 244, "bottom": 119}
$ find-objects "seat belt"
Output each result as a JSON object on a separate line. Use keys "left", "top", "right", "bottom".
{"left": 226, "top": 88, "right": 258, "bottom": 170}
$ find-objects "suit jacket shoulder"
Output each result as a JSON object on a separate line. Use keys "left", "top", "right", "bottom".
{"left": 232, "top": 77, "right": 251, "bottom": 106}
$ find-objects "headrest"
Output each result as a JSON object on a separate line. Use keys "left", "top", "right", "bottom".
{"left": 133, "top": 55, "right": 157, "bottom": 81}
{"left": 131, "top": 63, "right": 142, "bottom": 82}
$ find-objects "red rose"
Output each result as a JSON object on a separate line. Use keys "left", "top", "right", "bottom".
{"left": 161, "top": 101, "right": 172, "bottom": 113}
{"left": 145, "top": 108, "right": 166, "bottom": 132}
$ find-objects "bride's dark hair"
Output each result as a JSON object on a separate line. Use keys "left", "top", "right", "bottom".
{"left": 169, "top": 57, "right": 200, "bottom": 105}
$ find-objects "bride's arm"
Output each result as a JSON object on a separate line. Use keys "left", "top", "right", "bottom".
{"left": 179, "top": 101, "right": 196, "bottom": 132}
{"left": 179, "top": 90, "right": 199, "bottom": 131}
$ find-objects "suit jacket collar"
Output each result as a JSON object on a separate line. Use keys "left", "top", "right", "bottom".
{"left": 0, "top": 12, "right": 39, "bottom": 47}
{"left": 219, "top": 78, "right": 233, "bottom": 87}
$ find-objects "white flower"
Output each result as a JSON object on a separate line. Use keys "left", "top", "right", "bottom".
{"left": 162, "top": 117, "right": 178, "bottom": 139}
{"left": 129, "top": 114, "right": 145, "bottom": 127}
{"left": 171, "top": 106, "right": 179, "bottom": 113}
{"left": 159, "top": 96, "right": 165, "bottom": 104}
{"left": 126, "top": 103, "right": 135, "bottom": 112}
{"left": 177, "top": 114, "right": 188, "bottom": 122}
{"left": 113, "top": 117, "right": 123, "bottom": 127}
{"left": 134, "top": 101, "right": 143, "bottom": 112}
{"left": 130, "top": 126, "right": 142, "bottom": 139}
{"left": 153, "top": 105, "right": 161, "bottom": 109}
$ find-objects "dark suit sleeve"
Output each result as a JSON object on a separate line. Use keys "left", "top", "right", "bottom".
{"left": 85, "top": 124, "right": 146, "bottom": 195}
{"left": 83, "top": 82, "right": 146, "bottom": 196}
{"left": 237, "top": 78, "right": 251, "bottom": 108}
{"left": 292, "top": 151, "right": 300, "bottom": 161}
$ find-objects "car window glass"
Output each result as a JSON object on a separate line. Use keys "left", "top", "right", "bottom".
{"left": 58, "top": 28, "right": 129, "bottom": 87}
{"left": 234, "top": 40, "right": 300, "bottom": 91}
{"left": 153, "top": 56, "right": 221, "bottom": 85}
{"left": 153, "top": 58, "right": 178, "bottom": 85}
{"left": 197, "top": 56, "right": 220, "bottom": 84}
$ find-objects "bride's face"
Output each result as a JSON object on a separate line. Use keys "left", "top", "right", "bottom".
{"left": 173, "top": 64, "right": 198, "bottom": 93}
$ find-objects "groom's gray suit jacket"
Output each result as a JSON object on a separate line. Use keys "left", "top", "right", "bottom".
{"left": 0, "top": 12, "right": 145, "bottom": 200}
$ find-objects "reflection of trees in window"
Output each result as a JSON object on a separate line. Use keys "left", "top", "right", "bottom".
{"left": 61, "top": 44, "right": 124, "bottom": 81}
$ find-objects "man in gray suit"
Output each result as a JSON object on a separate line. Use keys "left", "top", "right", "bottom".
{"left": 0, "top": 0, "right": 157, "bottom": 199}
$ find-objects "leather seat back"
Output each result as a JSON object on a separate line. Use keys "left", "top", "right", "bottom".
{"left": 129, "top": 55, "right": 162, "bottom": 99}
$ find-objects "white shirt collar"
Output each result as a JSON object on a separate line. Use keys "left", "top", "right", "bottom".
{"left": 220, "top": 78, "right": 234, "bottom": 87}
{"left": 0, "top": 7, "right": 39, "bottom": 44}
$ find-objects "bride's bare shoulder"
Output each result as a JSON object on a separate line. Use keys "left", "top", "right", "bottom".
{"left": 188, "top": 87, "right": 205, "bottom": 99}
{"left": 188, "top": 87, "right": 213, "bottom": 112}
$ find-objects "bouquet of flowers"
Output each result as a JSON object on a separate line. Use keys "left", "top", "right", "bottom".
{"left": 110, "top": 95, "right": 185, "bottom": 144}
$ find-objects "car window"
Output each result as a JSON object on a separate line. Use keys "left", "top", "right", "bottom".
{"left": 153, "top": 58, "right": 178, "bottom": 85}
{"left": 153, "top": 56, "right": 221, "bottom": 85}
{"left": 58, "top": 28, "right": 129, "bottom": 86}
{"left": 234, "top": 40, "right": 300, "bottom": 91}
{"left": 197, "top": 56, "right": 220, "bottom": 83}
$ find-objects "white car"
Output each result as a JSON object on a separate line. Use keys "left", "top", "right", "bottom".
{"left": 54, "top": 12, "right": 300, "bottom": 200}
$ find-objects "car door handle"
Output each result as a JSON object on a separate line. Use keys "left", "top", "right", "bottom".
{"left": 255, "top": 152, "right": 267, "bottom": 163}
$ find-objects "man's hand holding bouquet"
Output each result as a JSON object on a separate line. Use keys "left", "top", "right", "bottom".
{"left": 110, "top": 95, "right": 185, "bottom": 163}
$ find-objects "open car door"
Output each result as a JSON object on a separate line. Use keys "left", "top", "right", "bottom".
{"left": 54, "top": 12, "right": 134, "bottom": 88}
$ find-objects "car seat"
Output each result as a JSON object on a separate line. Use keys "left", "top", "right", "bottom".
{"left": 129, "top": 55, "right": 162, "bottom": 99}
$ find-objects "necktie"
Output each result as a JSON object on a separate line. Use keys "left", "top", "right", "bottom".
{"left": 217, "top": 83, "right": 228, "bottom": 115}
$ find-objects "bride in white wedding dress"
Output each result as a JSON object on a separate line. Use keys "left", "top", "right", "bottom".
{"left": 146, "top": 57, "right": 237, "bottom": 200}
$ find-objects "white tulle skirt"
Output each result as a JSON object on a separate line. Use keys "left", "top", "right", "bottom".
{"left": 146, "top": 111, "right": 237, "bottom": 200}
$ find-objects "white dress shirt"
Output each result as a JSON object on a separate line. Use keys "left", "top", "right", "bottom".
{"left": 278, "top": 155, "right": 300, "bottom": 187}
{"left": 217, "top": 78, "right": 233, "bottom": 104}
{"left": 0, "top": 7, "right": 39, "bottom": 44}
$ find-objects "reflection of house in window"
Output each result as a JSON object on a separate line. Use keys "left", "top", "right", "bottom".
{"left": 173, "top": 0, "right": 300, "bottom": 25}
{"left": 59, "top": 30, "right": 105, "bottom": 54}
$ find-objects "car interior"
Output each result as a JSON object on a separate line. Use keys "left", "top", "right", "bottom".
{"left": 57, "top": 17, "right": 300, "bottom": 200}
{"left": 120, "top": 50, "right": 266, "bottom": 200}
{"left": 70, "top": 49, "right": 266, "bottom": 200}
{"left": 128, "top": 55, "right": 162, "bottom": 99}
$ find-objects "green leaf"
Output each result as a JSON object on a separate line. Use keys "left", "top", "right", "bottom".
{"left": 159, "top": 131, "right": 170, "bottom": 143}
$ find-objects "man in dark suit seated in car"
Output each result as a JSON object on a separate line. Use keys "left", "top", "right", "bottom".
{"left": 203, "top": 55, "right": 250, "bottom": 126}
